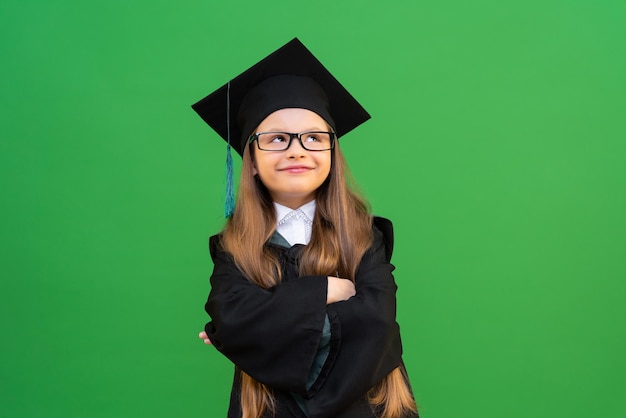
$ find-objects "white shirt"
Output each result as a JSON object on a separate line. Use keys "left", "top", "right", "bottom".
{"left": 274, "top": 200, "right": 316, "bottom": 246}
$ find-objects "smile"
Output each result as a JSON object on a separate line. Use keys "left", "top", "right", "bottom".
{"left": 278, "top": 166, "right": 314, "bottom": 174}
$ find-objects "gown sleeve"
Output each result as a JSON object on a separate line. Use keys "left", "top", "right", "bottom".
{"left": 204, "top": 235, "right": 329, "bottom": 394}
{"left": 305, "top": 217, "right": 405, "bottom": 417}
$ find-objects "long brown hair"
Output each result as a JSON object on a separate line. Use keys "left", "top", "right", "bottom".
{"left": 221, "top": 141, "right": 416, "bottom": 418}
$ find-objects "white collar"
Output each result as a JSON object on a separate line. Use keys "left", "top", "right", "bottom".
{"left": 274, "top": 200, "right": 316, "bottom": 224}
{"left": 273, "top": 200, "right": 316, "bottom": 246}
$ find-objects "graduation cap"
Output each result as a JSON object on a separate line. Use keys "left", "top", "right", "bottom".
{"left": 191, "top": 37, "right": 371, "bottom": 217}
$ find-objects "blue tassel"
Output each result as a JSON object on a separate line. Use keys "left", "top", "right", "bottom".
{"left": 224, "top": 143, "right": 235, "bottom": 218}
{"left": 224, "top": 80, "right": 235, "bottom": 218}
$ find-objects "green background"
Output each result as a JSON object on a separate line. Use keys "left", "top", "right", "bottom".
{"left": 1, "top": 0, "right": 625, "bottom": 417}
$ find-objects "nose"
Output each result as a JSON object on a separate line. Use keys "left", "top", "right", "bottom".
{"left": 285, "top": 135, "right": 307, "bottom": 158}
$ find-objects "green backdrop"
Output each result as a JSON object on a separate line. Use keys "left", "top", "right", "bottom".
{"left": 1, "top": 0, "right": 625, "bottom": 417}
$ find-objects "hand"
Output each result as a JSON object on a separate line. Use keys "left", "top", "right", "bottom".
{"left": 198, "top": 331, "right": 212, "bottom": 345}
{"left": 327, "top": 276, "right": 356, "bottom": 304}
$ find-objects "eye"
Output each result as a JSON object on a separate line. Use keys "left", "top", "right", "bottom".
{"left": 260, "top": 133, "right": 289, "bottom": 144}
{"left": 270, "top": 134, "right": 288, "bottom": 143}
{"left": 303, "top": 133, "right": 322, "bottom": 143}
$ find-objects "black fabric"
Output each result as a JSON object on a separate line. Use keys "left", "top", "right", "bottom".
{"left": 204, "top": 217, "right": 417, "bottom": 418}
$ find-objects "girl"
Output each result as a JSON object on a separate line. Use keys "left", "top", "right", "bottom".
{"left": 193, "top": 38, "right": 418, "bottom": 418}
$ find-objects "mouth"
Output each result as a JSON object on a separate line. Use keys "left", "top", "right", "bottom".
{"left": 278, "top": 165, "right": 314, "bottom": 174}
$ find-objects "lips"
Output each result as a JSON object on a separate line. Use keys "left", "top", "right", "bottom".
{"left": 278, "top": 165, "right": 314, "bottom": 173}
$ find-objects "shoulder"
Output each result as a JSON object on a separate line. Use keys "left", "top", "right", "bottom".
{"left": 372, "top": 216, "right": 394, "bottom": 262}
{"left": 209, "top": 233, "right": 225, "bottom": 260}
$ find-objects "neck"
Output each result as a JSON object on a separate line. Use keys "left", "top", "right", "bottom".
{"left": 272, "top": 195, "right": 316, "bottom": 210}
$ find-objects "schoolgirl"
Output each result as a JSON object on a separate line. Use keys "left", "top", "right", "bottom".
{"left": 194, "top": 38, "right": 418, "bottom": 418}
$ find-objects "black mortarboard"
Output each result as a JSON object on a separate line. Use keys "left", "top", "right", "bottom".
{"left": 191, "top": 38, "right": 370, "bottom": 217}
{"left": 191, "top": 37, "right": 371, "bottom": 156}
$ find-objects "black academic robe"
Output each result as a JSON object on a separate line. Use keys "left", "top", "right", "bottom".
{"left": 204, "top": 217, "right": 417, "bottom": 418}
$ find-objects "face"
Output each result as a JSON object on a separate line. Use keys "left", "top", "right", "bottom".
{"left": 252, "top": 108, "right": 332, "bottom": 209}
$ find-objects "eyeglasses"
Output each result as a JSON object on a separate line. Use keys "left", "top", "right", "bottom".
{"left": 249, "top": 131, "right": 336, "bottom": 151}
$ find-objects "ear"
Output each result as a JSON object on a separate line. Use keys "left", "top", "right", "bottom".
{"left": 249, "top": 143, "right": 259, "bottom": 176}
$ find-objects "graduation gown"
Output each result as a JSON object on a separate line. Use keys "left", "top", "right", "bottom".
{"left": 204, "top": 217, "right": 417, "bottom": 418}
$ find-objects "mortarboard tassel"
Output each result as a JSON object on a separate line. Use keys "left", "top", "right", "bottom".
{"left": 224, "top": 81, "right": 235, "bottom": 218}
{"left": 224, "top": 143, "right": 235, "bottom": 218}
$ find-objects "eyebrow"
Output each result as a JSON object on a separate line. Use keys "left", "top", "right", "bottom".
{"left": 261, "top": 127, "right": 328, "bottom": 132}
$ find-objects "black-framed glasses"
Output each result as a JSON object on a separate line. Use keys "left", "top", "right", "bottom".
{"left": 249, "top": 131, "right": 336, "bottom": 151}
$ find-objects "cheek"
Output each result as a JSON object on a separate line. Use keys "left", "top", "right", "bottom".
{"left": 323, "top": 165, "right": 331, "bottom": 180}
{"left": 321, "top": 155, "right": 332, "bottom": 177}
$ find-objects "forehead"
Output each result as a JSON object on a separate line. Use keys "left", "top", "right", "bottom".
{"left": 256, "top": 108, "right": 330, "bottom": 130}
